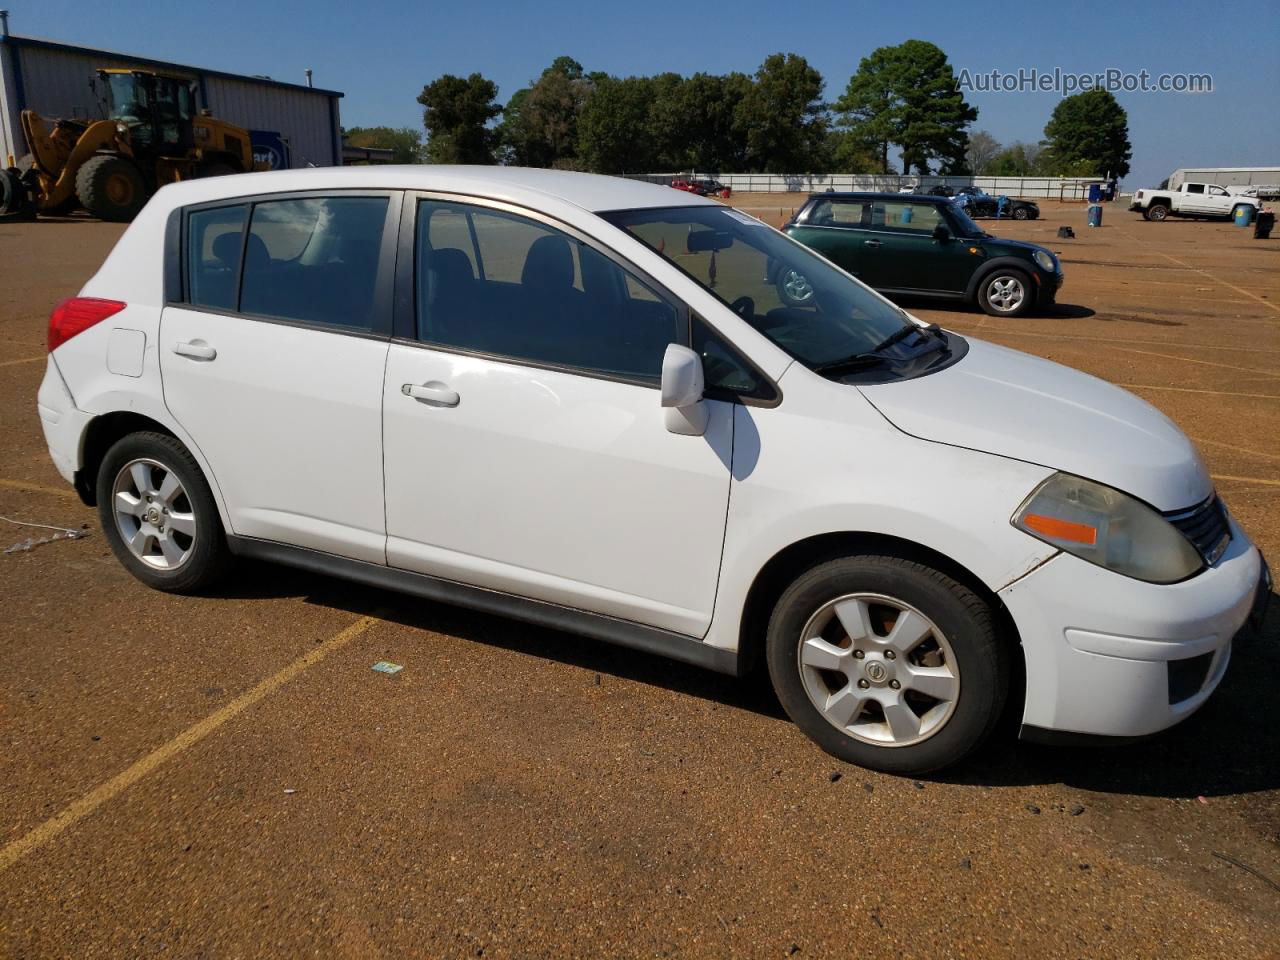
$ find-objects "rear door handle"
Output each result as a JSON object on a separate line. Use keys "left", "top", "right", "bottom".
{"left": 402, "top": 381, "right": 459, "bottom": 408}
{"left": 173, "top": 340, "right": 216, "bottom": 361}
{"left": 863, "top": 239, "right": 881, "bottom": 248}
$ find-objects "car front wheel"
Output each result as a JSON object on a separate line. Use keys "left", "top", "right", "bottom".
{"left": 96, "top": 431, "right": 232, "bottom": 592}
{"left": 1144, "top": 203, "right": 1170, "bottom": 222}
{"left": 766, "top": 555, "right": 1008, "bottom": 774}
{"left": 977, "top": 268, "right": 1033, "bottom": 317}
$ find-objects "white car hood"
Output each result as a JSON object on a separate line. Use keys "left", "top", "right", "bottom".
{"left": 857, "top": 338, "right": 1212, "bottom": 511}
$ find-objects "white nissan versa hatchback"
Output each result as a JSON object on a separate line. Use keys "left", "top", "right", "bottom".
{"left": 38, "top": 167, "right": 1270, "bottom": 774}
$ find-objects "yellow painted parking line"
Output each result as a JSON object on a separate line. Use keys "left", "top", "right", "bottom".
{"left": 1116, "top": 383, "right": 1280, "bottom": 400}
{"left": 1114, "top": 232, "right": 1280, "bottom": 317}
{"left": 944, "top": 328, "right": 1280, "bottom": 355}
{"left": 0, "top": 614, "right": 381, "bottom": 873}
{"left": 1211, "top": 474, "right": 1280, "bottom": 488}
{"left": 0, "top": 356, "right": 44, "bottom": 368}
{"left": 1191, "top": 437, "right": 1280, "bottom": 463}
{"left": 0, "top": 478, "right": 79, "bottom": 500}
{"left": 1109, "top": 346, "right": 1280, "bottom": 380}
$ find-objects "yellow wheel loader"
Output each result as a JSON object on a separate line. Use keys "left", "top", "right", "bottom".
{"left": 0, "top": 68, "right": 260, "bottom": 222}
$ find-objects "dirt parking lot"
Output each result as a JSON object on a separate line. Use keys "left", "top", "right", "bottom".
{"left": 1, "top": 200, "right": 1277, "bottom": 959}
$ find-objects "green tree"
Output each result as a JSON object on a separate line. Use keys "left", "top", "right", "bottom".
{"left": 577, "top": 75, "right": 656, "bottom": 173}
{"left": 1042, "top": 88, "right": 1131, "bottom": 178}
{"left": 835, "top": 40, "right": 977, "bottom": 174}
{"left": 343, "top": 126, "right": 423, "bottom": 164}
{"left": 736, "top": 53, "right": 829, "bottom": 173}
{"left": 416, "top": 73, "right": 502, "bottom": 164}
{"left": 499, "top": 57, "right": 593, "bottom": 168}
{"left": 965, "top": 130, "right": 1001, "bottom": 175}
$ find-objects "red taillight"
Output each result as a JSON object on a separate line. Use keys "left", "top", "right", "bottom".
{"left": 48, "top": 297, "right": 126, "bottom": 352}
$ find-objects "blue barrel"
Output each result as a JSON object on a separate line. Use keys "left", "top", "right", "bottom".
{"left": 1087, "top": 204, "right": 1103, "bottom": 227}
{"left": 900, "top": 205, "right": 913, "bottom": 224}
{"left": 1087, "top": 183, "right": 1102, "bottom": 203}
{"left": 1234, "top": 205, "right": 1254, "bottom": 227}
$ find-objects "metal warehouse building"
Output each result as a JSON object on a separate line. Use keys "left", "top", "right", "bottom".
{"left": 0, "top": 29, "right": 343, "bottom": 168}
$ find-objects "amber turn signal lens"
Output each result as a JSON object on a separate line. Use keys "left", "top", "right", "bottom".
{"left": 1022, "top": 513, "right": 1097, "bottom": 545}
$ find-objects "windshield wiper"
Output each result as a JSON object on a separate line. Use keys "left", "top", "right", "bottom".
{"left": 813, "top": 352, "right": 890, "bottom": 375}
{"left": 871, "top": 321, "right": 941, "bottom": 353}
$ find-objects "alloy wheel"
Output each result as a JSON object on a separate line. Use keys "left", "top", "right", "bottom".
{"left": 985, "top": 276, "right": 1025, "bottom": 313}
{"left": 112, "top": 458, "right": 197, "bottom": 570}
{"left": 797, "top": 593, "right": 959, "bottom": 747}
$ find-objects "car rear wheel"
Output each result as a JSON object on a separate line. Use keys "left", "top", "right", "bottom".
{"left": 1144, "top": 203, "right": 1170, "bottom": 222}
{"left": 776, "top": 268, "right": 815, "bottom": 306}
{"left": 96, "top": 431, "right": 232, "bottom": 592}
{"left": 766, "top": 555, "right": 1008, "bottom": 774}
{"left": 977, "top": 268, "right": 1033, "bottom": 317}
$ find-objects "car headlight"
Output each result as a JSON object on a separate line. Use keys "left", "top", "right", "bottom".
{"left": 1012, "top": 473, "right": 1203, "bottom": 583}
{"left": 1032, "top": 249, "right": 1056, "bottom": 273}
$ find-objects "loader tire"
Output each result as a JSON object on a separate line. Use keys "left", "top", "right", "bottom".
{"left": 76, "top": 155, "right": 148, "bottom": 222}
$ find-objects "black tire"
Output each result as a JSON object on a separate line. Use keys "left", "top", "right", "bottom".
{"left": 75, "top": 155, "right": 148, "bottom": 222}
{"left": 766, "top": 555, "right": 1008, "bottom": 775}
{"left": 1144, "top": 203, "right": 1169, "bottom": 222}
{"left": 0, "top": 167, "right": 27, "bottom": 215}
{"left": 976, "top": 266, "right": 1034, "bottom": 317}
{"left": 96, "top": 431, "right": 232, "bottom": 593}
{"left": 1012, "top": 206, "right": 1029, "bottom": 220}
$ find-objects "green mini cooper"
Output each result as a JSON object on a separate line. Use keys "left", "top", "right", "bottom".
{"left": 779, "top": 192, "right": 1064, "bottom": 317}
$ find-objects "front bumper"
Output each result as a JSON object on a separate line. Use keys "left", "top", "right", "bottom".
{"left": 1000, "top": 515, "right": 1264, "bottom": 739}
{"left": 1034, "top": 270, "right": 1063, "bottom": 306}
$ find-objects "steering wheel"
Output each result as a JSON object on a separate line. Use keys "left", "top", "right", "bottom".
{"left": 729, "top": 295, "right": 755, "bottom": 320}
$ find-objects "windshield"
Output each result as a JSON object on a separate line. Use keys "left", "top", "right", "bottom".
{"left": 600, "top": 205, "right": 913, "bottom": 369}
{"left": 105, "top": 74, "right": 146, "bottom": 123}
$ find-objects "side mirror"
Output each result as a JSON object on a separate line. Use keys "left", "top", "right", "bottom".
{"left": 661, "top": 344, "right": 708, "bottom": 436}
{"left": 932, "top": 224, "right": 951, "bottom": 242}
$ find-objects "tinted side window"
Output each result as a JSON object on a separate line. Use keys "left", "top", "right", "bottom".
{"left": 806, "top": 200, "right": 867, "bottom": 226}
{"left": 187, "top": 204, "right": 246, "bottom": 310}
{"left": 1185, "top": 184, "right": 1205, "bottom": 194}
{"left": 240, "top": 196, "right": 389, "bottom": 329}
{"left": 878, "top": 202, "right": 943, "bottom": 234}
{"left": 416, "top": 200, "right": 680, "bottom": 382}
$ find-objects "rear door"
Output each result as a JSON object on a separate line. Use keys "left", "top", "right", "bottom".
{"left": 1203, "top": 185, "right": 1235, "bottom": 215}
{"left": 789, "top": 198, "right": 881, "bottom": 282}
{"left": 160, "top": 190, "right": 401, "bottom": 562}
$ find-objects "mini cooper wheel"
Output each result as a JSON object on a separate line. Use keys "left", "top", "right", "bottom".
{"left": 97, "top": 431, "right": 231, "bottom": 592}
{"left": 776, "top": 268, "right": 815, "bottom": 307}
{"left": 978, "top": 268, "right": 1033, "bottom": 317}
{"left": 766, "top": 556, "right": 1008, "bottom": 774}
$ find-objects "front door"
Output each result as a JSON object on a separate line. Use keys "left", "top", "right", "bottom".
{"left": 862, "top": 200, "right": 972, "bottom": 294}
{"left": 381, "top": 197, "right": 734, "bottom": 637}
{"left": 160, "top": 191, "right": 400, "bottom": 563}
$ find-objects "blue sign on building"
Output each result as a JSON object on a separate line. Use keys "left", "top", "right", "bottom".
{"left": 249, "top": 131, "right": 291, "bottom": 170}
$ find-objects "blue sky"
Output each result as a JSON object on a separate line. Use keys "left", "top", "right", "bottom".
{"left": 15, "top": 0, "right": 1280, "bottom": 186}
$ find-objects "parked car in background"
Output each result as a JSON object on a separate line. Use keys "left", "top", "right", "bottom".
{"left": 39, "top": 167, "right": 1267, "bottom": 775}
{"left": 694, "top": 178, "right": 731, "bottom": 198}
{"left": 780, "top": 192, "right": 1062, "bottom": 316}
{"left": 669, "top": 178, "right": 706, "bottom": 195}
{"left": 1129, "top": 182, "right": 1263, "bottom": 221}
{"left": 954, "top": 187, "right": 1040, "bottom": 220}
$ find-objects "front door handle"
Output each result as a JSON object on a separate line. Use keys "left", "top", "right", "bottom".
{"left": 402, "top": 381, "right": 459, "bottom": 408}
{"left": 173, "top": 340, "right": 217, "bottom": 361}
{"left": 863, "top": 239, "right": 881, "bottom": 248}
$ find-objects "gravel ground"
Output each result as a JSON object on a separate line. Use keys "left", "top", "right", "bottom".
{"left": 1, "top": 200, "right": 1277, "bottom": 959}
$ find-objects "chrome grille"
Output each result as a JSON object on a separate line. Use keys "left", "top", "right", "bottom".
{"left": 1165, "top": 495, "right": 1231, "bottom": 566}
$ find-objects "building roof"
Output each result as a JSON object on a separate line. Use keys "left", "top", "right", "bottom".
{"left": 150, "top": 165, "right": 718, "bottom": 213}
{"left": 1, "top": 33, "right": 342, "bottom": 97}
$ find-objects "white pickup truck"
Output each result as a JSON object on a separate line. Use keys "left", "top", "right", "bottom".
{"left": 1129, "top": 182, "right": 1262, "bottom": 222}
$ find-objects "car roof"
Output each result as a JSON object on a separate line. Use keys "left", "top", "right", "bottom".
{"left": 150, "top": 165, "right": 719, "bottom": 215}
{"left": 804, "top": 192, "right": 949, "bottom": 202}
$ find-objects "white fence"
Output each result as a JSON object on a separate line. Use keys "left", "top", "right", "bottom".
{"left": 629, "top": 173, "right": 1103, "bottom": 200}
